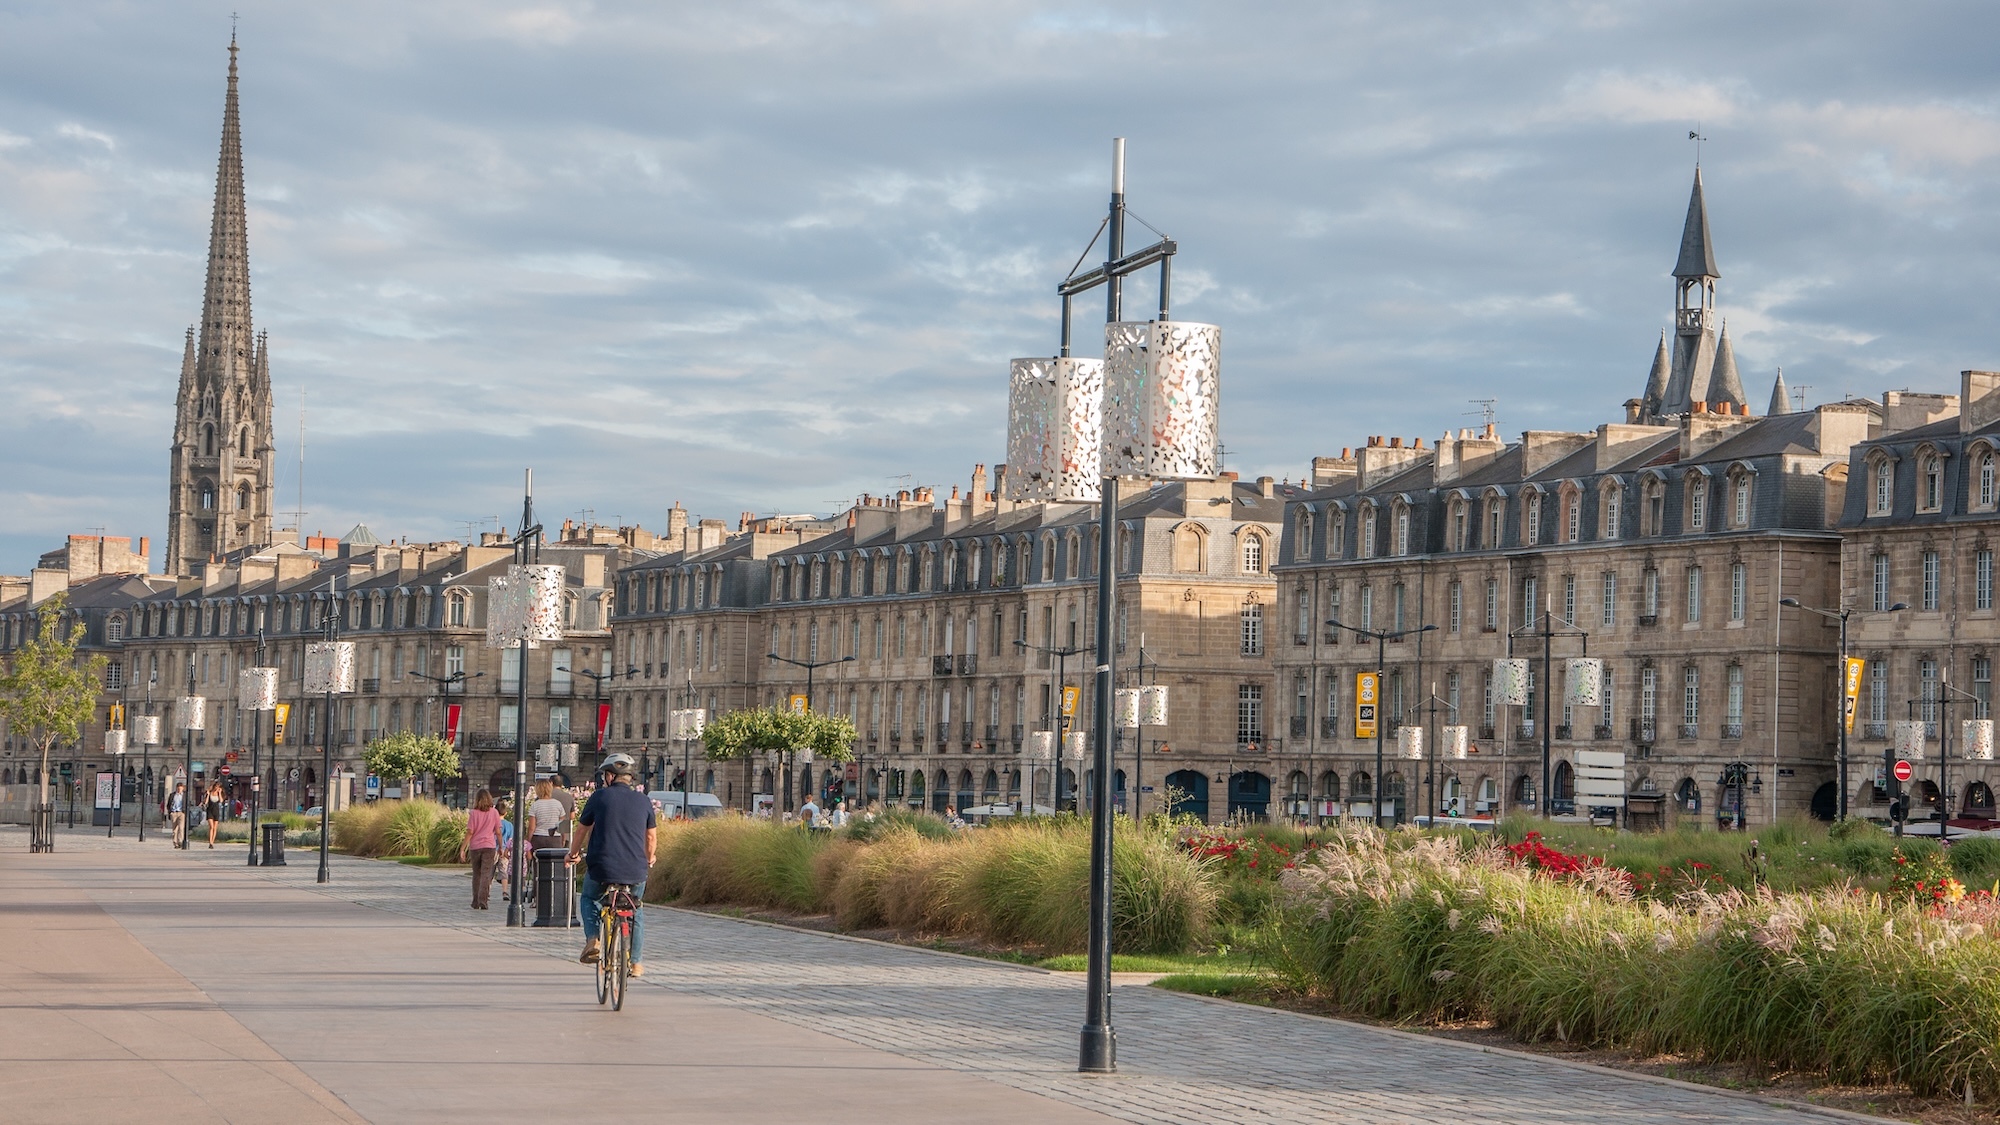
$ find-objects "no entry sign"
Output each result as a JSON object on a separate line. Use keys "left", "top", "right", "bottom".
{"left": 1893, "top": 759, "right": 1915, "bottom": 783}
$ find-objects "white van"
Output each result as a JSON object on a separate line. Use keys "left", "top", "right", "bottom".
{"left": 647, "top": 790, "right": 726, "bottom": 820}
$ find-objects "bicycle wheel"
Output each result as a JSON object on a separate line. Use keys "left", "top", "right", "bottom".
{"left": 606, "top": 915, "right": 627, "bottom": 1011}
{"left": 595, "top": 910, "right": 614, "bottom": 1005}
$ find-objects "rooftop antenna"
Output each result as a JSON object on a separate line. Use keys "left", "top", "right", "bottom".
{"left": 1793, "top": 383, "right": 1812, "bottom": 413}
{"left": 281, "top": 386, "right": 308, "bottom": 547}
{"left": 1465, "top": 399, "right": 1497, "bottom": 427}
{"left": 1689, "top": 125, "right": 1707, "bottom": 167}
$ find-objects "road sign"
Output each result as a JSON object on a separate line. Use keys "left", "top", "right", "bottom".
{"left": 1893, "top": 759, "right": 1914, "bottom": 783}
{"left": 288, "top": 768, "right": 301, "bottom": 783}
{"left": 226, "top": 750, "right": 239, "bottom": 762}
{"left": 219, "top": 764, "right": 231, "bottom": 777}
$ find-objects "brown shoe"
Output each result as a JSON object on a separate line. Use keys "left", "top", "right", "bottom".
{"left": 629, "top": 963, "right": 644, "bottom": 978}
{"left": 579, "top": 940, "right": 600, "bottom": 964}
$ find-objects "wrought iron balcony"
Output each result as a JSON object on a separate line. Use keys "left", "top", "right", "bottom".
{"left": 1631, "top": 719, "right": 1657, "bottom": 743}
{"left": 361, "top": 678, "right": 380, "bottom": 694}
{"left": 957, "top": 655, "right": 978, "bottom": 676}
{"left": 1290, "top": 716, "right": 1308, "bottom": 736}
{"left": 1593, "top": 724, "right": 1614, "bottom": 740}
{"left": 932, "top": 656, "right": 953, "bottom": 676}
{"left": 1863, "top": 722, "right": 1888, "bottom": 740}
{"left": 1322, "top": 717, "right": 1340, "bottom": 739}
{"left": 1679, "top": 723, "right": 1701, "bottom": 740}
{"left": 1554, "top": 725, "right": 1572, "bottom": 741}
{"left": 1721, "top": 723, "right": 1744, "bottom": 740}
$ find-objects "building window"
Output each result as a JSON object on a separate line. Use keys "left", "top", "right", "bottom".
{"left": 1980, "top": 549, "right": 1994, "bottom": 611}
{"left": 1601, "top": 665, "right": 1616, "bottom": 725}
{"left": 1525, "top": 493, "right": 1541, "bottom": 545}
{"left": 1730, "top": 562, "right": 1746, "bottom": 622}
{"left": 1735, "top": 477, "right": 1751, "bottom": 526}
{"left": 1682, "top": 665, "right": 1700, "bottom": 728}
{"left": 1602, "top": 572, "right": 1618, "bottom": 628}
{"left": 1602, "top": 487, "right": 1621, "bottom": 540}
{"left": 1488, "top": 501, "right": 1503, "bottom": 549}
{"left": 1359, "top": 585, "right": 1373, "bottom": 632}
{"left": 1242, "top": 535, "right": 1264, "bottom": 575}
{"left": 1686, "top": 567, "right": 1702, "bottom": 623}
{"left": 1921, "top": 658, "right": 1940, "bottom": 725}
{"left": 1982, "top": 453, "right": 1997, "bottom": 509}
{"left": 1565, "top": 494, "right": 1580, "bottom": 543}
{"left": 1361, "top": 507, "right": 1376, "bottom": 559}
{"left": 1873, "top": 554, "right": 1891, "bottom": 612}
{"left": 1394, "top": 508, "right": 1410, "bottom": 556}
{"left": 1482, "top": 667, "right": 1495, "bottom": 728}
{"left": 1874, "top": 461, "right": 1894, "bottom": 515}
{"left": 1294, "top": 586, "right": 1311, "bottom": 643}
{"left": 1922, "top": 455, "right": 1943, "bottom": 512}
{"left": 1326, "top": 585, "right": 1342, "bottom": 636}
{"left": 1562, "top": 574, "right": 1576, "bottom": 625}
{"left": 1688, "top": 482, "right": 1706, "bottom": 532}
{"left": 1975, "top": 656, "right": 1992, "bottom": 719}
{"left": 1922, "top": 550, "right": 1940, "bottom": 611}
{"left": 1452, "top": 503, "right": 1467, "bottom": 551}
{"left": 1868, "top": 658, "right": 1888, "bottom": 723}
{"left": 1392, "top": 583, "right": 1407, "bottom": 632}
{"left": 1726, "top": 664, "right": 1744, "bottom": 729}
{"left": 1522, "top": 575, "right": 1539, "bottom": 623}
{"left": 1641, "top": 666, "right": 1657, "bottom": 724}
{"left": 1240, "top": 603, "right": 1264, "bottom": 657}
{"left": 1484, "top": 579, "right": 1498, "bottom": 631}
{"left": 105, "top": 660, "right": 123, "bottom": 690}
{"left": 1448, "top": 582, "right": 1462, "bottom": 633}
{"left": 1295, "top": 512, "right": 1313, "bottom": 561}
{"left": 1643, "top": 568, "right": 1659, "bottom": 618}
{"left": 1237, "top": 684, "right": 1264, "bottom": 745}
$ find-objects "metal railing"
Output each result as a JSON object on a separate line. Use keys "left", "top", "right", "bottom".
{"left": 1679, "top": 723, "right": 1701, "bottom": 740}
{"left": 1322, "top": 717, "right": 1340, "bottom": 739}
{"left": 932, "top": 656, "right": 953, "bottom": 676}
{"left": 1721, "top": 723, "right": 1743, "bottom": 740}
{"left": 1290, "top": 716, "right": 1308, "bottom": 736}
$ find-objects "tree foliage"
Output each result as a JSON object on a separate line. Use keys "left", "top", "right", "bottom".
{"left": 363, "top": 731, "right": 462, "bottom": 795}
{"left": 700, "top": 707, "right": 856, "bottom": 763}
{"left": 0, "top": 594, "right": 107, "bottom": 806}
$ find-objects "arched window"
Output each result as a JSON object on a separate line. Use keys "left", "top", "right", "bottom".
{"left": 1600, "top": 483, "right": 1622, "bottom": 541}
{"left": 1981, "top": 450, "right": 1998, "bottom": 510}
{"left": 1241, "top": 533, "right": 1265, "bottom": 574}
{"left": 237, "top": 483, "right": 251, "bottom": 512}
{"left": 1873, "top": 457, "right": 1894, "bottom": 515}
{"left": 1360, "top": 503, "right": 1377, "bottom": 558}
{"left": 1732, "top": 474, "right": 1751, "bottom": 527}
{"left": 238, "top": 428, "right": 249, "bottom": 457}
{"left": 1921, "top": 453, "right": 1944, "bottom": 512}
{"left": 199, "top": 481, "right": 216, "bottom": 510}
{"left": 1172, "top": 525, "right": 1207, "bottom": 574}
{"left": 1294, "top": 511, "right": 1313, "bottom": 561}
{"left": 202, "top": 424, "right": 214, "bottom": 456}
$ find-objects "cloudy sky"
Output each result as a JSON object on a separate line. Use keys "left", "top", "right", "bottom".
{"left": 2, "top": 1, "right": 1997, "bottom": 573}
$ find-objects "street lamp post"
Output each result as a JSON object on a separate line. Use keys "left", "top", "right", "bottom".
{"left": 413, "top": 668, "right": 486, "bottom": 799}
{"left": 1326, "top": 619, "right": 1436, "bottom": 827}
{"left": 180, "top": 657, "right": 198, "bottom": 851}
{"left": 1506, "top": 603, "right": 1587, "bottom": 818}
{"left": 767, "top": 652, "right": 854, "bottom": 812}
{"left": 245, "top": 630, "right": 271, "bottom": 867}
{"left": 1779, "top": 597, "right": 1907, "bottom": 821}
{"left": 1016, "top": 638, "right": 1084, "bottom": 813}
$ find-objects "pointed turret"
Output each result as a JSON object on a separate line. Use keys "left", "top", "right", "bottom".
{"left": 1673, "top": 167, "right": 1718, "bottom": 281}
{"left": 1767, "top": 368, "right": 1792, "bottom": 415}
{"left": 1708, "top": 321, "right": 1746, "bottom": 409}
{"left": 1640, "top": 330, "right": 1671, "bottom": 419}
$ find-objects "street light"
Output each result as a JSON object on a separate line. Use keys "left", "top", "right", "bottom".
{"left": 767, "top": 652, "right": 854, "bottom": 812}
{"left": 1016, "top": 638, "right": 1085, "bottom": 812}
{"left": 1779, "top": 597, "right": 1907, "bottom": 821}
{"left": 1326, "top": 619, "right": 1436, "bottom": 827}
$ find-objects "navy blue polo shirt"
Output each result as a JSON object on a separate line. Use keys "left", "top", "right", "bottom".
{"left": 579, "top": 783, "right": 656, "bottom": 885}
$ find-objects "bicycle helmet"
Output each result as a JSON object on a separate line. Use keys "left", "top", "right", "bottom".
{"left": 599, "top": 752, "right": 636, "bottom": 775}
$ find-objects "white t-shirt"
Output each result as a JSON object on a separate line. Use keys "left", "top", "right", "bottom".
{"left": 800, "top": 800, "right": 821, "bottom": 824}
{"left": 529, "top": 797, "right": 567, "bottom": 836}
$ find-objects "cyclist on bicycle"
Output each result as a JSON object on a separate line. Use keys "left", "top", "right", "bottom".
{"left": 568, "top": 752, "right": 658, "bottom": 976}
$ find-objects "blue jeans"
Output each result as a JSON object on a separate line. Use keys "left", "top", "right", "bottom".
{"left": 580, "top": 872, "right": 644, "bottom": 963}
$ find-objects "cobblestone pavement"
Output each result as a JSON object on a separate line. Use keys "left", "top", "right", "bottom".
{"left": 28, "top": 826, "right": 1881, "bottom": 1124}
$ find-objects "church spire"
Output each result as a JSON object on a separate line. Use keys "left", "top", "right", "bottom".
{"left": 166, "top": 36, "right": 274, "bottom": 578}
{"left": 1672, "top": 167, "right": 1718, "bottom": 281}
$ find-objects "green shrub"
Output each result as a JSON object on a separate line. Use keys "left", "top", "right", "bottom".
{"left": 841, "top": 806, "right": 954, "bottom": 843}
{"left": 425, "top": 809, "right": 468, "bottom": 864}
{"left": 1949, "top": 836, "right": 2000, "bottom": 886}
{"left": 330, "top": 802, "right": 395, "bottom": 856}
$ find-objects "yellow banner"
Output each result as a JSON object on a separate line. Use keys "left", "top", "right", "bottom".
{"left": 109, "top": 703, "right": 125, "bottom": 729}
{"left": 1843, "top": 657, "right": 1865, "bottom": 733}
{"left": 274, "top": 703, "right": 290, "bottom": 745}
{"left": 1061, "top": 685, "right": 1081, "bottom": 718}
{"left": 787, "top": 693, "right": 809, "bottom": 714}
{"left": 1355, "top": 672, "right": 1379, "bottom": 740}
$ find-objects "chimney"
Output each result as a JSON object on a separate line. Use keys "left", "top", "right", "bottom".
{"left": 1964, "top": 371, "right": 2000, "bottom": 434}
{"left": 1257, "top": 475, "right": 1275, "bottom": 498}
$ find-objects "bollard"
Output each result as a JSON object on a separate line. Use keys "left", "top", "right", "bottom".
{"left": 532, "top": 848, "right": 576, "bottom": 927}
{"left": 260, "top": 821, "right": 287, "bottom": 866}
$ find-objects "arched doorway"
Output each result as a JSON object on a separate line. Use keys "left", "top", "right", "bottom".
{"left": 1513, "top": 773, "right": 1536, "bottom": 811}
{"left": 1916, "top": 779, "right": 1942, "bottom": 811}
{"left": 908, "top": 769, "right": 924, "bottom": 808}
{"left": 1164, "top": 769, "right": 1208, "bottom": 821}
{"left": 1286, "top": 771, "right": 1309, "bottom": 821}
{"left": 1113, "top": 768, "right": 1128, "bottom": 814}
{"left": 1552, "top": 760, "right": 1575, "bottom": 815}
{"left": 1351, "top": 771, "right": 1373, "bottom": 819}
{"left": 758, "top": 766, "right": 774, "bottom": 800}
{"left": 1965, "top": 781, "right": 1996, "bottom": 820}
{"left": 981, "top": 769, "right": 999, "bottom": 801}
{"left": 798, "top": 765, "right": 814, "bottom": 805}
{"left": 1674, "top": 777, "right": 1700, "bottom": 816}
{"left": 1228, "top": 771, "right": 1271, "bottom": 821}
{"left": 487, "top": 767, "right": 513, "bottom": 799}
{"left": 956, "top": 769, "right": 974, "bottom": 812}
{"left": 932, "top": 770, "right": 950, "bottom": 814}
{"left": 1810, "top": 781, "right": 1839, "bottom": 821}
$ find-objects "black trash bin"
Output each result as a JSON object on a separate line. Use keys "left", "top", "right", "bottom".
{"left": 533, "top": 847, "right": 579, "bottom": 927}
{"left": 260, "top": 821, "right": 287, "bottom": 866}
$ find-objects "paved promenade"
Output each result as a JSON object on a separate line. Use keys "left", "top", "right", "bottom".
{"left": 1, "top": 825, "right": 1883, "bottom": 1124}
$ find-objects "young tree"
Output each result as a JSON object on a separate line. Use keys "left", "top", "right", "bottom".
{"left": 362, "top": 731, "right": 462, "bottom": 799}
{"left": 0, "top": 594, "right": 107, "bottom": 816}
{"left": 700, "top": 707, "right": 857, "bottom": 763}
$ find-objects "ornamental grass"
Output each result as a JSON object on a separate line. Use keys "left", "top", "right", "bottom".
{"left": 1268, "top": 823, "right": 2000, "bottom": 1098}
{"left": 647, "top": 814, "right": 1215, "bottom": 954}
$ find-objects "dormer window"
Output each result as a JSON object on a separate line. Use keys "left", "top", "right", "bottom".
{"left": 1600, "top": 483, "right": 1622, "bottom": 541}
{"left": 1487, "top": 498, "right": 1504, "bottom": 549}
{"left": 1920, "top": 453, "right": 1944, "bottom": 513}
{"left": 1294, "top": 511, "right": 1313, "bottom": 562}
{"left": 1524, "top": 492, "right": 1541, "bottom": 546}
{"left": 1393, "top": 505, "right": 1410, "bottom": 556}
{"left": 1873, "top": 458, "right": 1894, "bottom": 515}
{"left": 1360, "top": 505, "right": 1377, "bottom": 559}
{"left": 1688, "top": 481, "right": 1706, "bottom": 532}
{"left": 1732, "top": 476, "right": 1751, "bottom": 527}
{"left": 1981, "top": 450, "right": 1998, "bottom": 510}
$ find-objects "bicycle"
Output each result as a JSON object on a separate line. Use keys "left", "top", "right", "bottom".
{"left": 594, "top": 882, "right": 639, "bottom": 1010}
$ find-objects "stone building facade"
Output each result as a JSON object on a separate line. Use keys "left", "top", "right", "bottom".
{"left": 607, "top": 466, "right": 1288, "bottom": 821}
{"left": 1836, "top": 371, "right": 2000, "bottom": 824}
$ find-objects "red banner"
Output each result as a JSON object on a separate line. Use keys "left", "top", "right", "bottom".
{"left": 597, "top": 702, "right": 612, "bottom": 747}
{"left": 445, "top": 704, "right": 462, "bottom": 745}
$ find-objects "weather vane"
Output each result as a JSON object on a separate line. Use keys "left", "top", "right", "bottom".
{"left": 1689, "top": 125, "right": 1707, "bottom": 166}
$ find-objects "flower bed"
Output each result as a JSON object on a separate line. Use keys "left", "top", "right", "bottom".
{"left": 1266, "top": 823, "right": 2000, "bottom": 1098}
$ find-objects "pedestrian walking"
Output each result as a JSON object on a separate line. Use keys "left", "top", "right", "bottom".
{"left": 168, "top": 783, "right": 188, "bottom": 849}
{"left": 459, "top": 789, "right": 502, "bottom": 910}
{"left": 529, "top": 779, "right": 568, "bottom": 852}
{"left": 497, "top": 800, "right": 515, "bottom": 898}
{"left": 204, "top": 782, "right": 224, "bottom": 849}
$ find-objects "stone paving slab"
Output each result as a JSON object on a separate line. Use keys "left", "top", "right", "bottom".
{"left": 11, "top": 825, "right": 1888, "bottom": 1124}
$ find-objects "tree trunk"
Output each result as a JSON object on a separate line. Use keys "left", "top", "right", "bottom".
{"left": 36, "top": 740, "right": 51, "bottom": 807}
